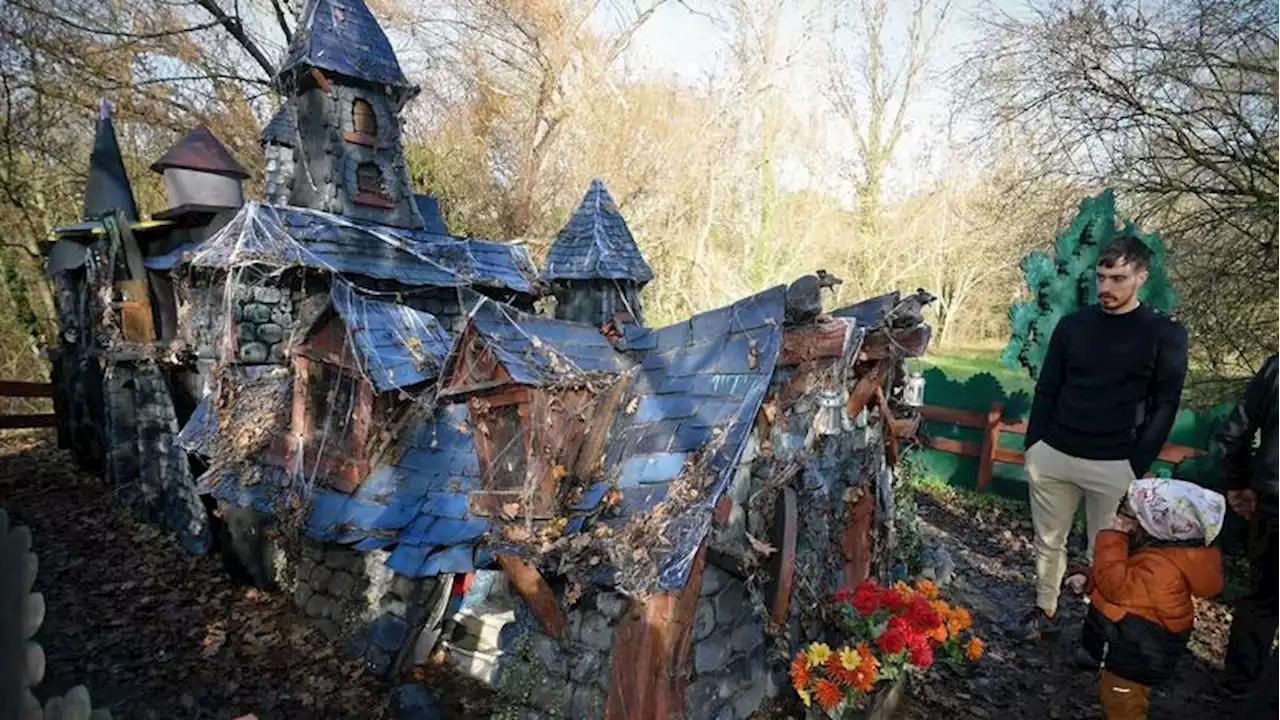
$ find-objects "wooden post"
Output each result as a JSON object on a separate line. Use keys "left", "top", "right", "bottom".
{"left": 496, "top": 554, "right": 566, "bottom": 639}
{"left": 976, "top": 401, "right": 1003, "bottom": 491}
{"left": 605, "top": 543, "right": 708, "bottom": 720}
{"left": 842, "top": 491, "right": 875, "bottom": 588}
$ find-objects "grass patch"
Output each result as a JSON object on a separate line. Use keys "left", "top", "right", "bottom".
{"left": 909, "top": 345, "right": 1034, "bottom": 395}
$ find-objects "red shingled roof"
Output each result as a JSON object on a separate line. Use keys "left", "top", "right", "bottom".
{"left": 150, "top": 127, "right": 249, "bottom": 178}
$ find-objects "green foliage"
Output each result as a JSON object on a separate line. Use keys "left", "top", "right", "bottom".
{"left": 0, "top": 252, "right": 39, "bottom": 341}
{"left": 1002, "top": 189, "right": 1176, "bottom": 379}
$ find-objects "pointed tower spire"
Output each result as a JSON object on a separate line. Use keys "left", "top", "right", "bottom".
{"left": 542, "top": 179, "right": 653, "bottom": 327}
{"left": 82, "top": 99, "right": 139, "bottom": 222}
{"left": 276, "top": 0, "right": 415, "bottom": 104}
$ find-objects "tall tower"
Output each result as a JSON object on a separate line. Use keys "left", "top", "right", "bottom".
{"left": 275, "top": 0, "right": 424, "bottom": 229}
{"left": 542, "top": 180, "right": 653, "bottom": 327}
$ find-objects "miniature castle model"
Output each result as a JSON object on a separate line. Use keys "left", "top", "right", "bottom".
{"left": 42, "top": 0, "right": 935, "bottom": 716}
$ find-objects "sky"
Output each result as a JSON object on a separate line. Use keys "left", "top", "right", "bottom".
{"left": 598, "top": 0, "right": 1029, "bottom": 199}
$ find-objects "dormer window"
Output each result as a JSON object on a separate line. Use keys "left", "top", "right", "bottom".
{"left": 353, "top": 162, "right": 393, "bottom": 208}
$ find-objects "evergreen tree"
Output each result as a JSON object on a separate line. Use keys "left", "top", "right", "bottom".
{"left": 1002, "top": 189, "right": 1176, "bottom": 379}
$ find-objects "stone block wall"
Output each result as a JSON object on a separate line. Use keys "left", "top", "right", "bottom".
{"left": 233, "top": 284, "right": 297, "bottom": 364}
{"left": 288, "top": 540, "right": 451, "bottom": 679}
{"left": 404, "top": 292, "right": 467, "bottom": 334}
{"left": 102, "top": 360, "right": 209, "bottom": 555}
{"left": 686, "top": 567, "right": 785, "bottom": 720}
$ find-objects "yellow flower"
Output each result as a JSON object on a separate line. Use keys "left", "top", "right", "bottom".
{"left": 805, "top": 642, "right": 833, "bottom": 668}
{"left": 797, "top": 687, "right": 812, "bottom": 707}
{"left": 892, "top": 580, "right": 913, "bottom": 598}
{"left": 839, "top": 646, "right": 862, "bottom": 671}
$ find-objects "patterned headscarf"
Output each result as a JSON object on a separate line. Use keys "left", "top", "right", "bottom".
{"left": 1127, "top": 478, "right": 1226, "bottom": 545}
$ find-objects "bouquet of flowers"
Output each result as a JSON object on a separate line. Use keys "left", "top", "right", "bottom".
{"left": 790, "top": 578, "right": 984, "bottom": 717}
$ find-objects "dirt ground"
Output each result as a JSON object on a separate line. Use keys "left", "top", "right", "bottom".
{"left": 2, "top": 430, "right": 1248, "bottom": 719}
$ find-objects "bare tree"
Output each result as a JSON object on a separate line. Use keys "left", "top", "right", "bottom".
{"left": 827, "top": 0, "right": 952, "bottom": 238}
{"left": 968, "top": 0, "right": 1278, "bottom": 382}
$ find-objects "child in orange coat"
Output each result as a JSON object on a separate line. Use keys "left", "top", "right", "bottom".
{"left": 1079, "top": 478, "right": 1225, "bottom": 719}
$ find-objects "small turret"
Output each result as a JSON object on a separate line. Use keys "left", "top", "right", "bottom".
{"left": 149, "top": 127, "right": 248, "bottom": 212}
{"left": 541, "top": 180, "right": 653, "bottom": 328}
{"left": 261, "top": 102, "right": 297, "bottom": 205}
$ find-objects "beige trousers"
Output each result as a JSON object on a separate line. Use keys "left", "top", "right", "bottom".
{"left": 1025, "top": 440, "right": 1136, "bottom": 614}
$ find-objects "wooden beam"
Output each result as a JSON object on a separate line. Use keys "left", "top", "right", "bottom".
{"left": 310, "top": 67, "right": 331, "bottom": 92}
{"left": 779, "top": 319, "right": 850, "bottom": 366}
{"left": 842, "top": 490, "right": 875, "bottom": 589}
{"left": 496, "top": 554, "right": 566, "bottom": 639}
{"left": 859, "top": 325, "right": 931, "bottom": 360}
{"left": 0, "top": 381, "right": 53, "bottom": 398}
{"left": 976, "top": 401, "right": 1004, "bottom": 491}
{"left": 605, "top": 543, "right": 708, "bottom": 720}
{"left": 845, "top": 361, "right": 887, "bottom": 418}
{"left": 0, "top": 414, "right": 57, "bottom": 430}
{"left": 920, "top": 404, "right": 1203, "bottom": 466}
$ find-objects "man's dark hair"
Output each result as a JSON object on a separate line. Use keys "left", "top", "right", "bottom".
{"left": 1097, "top": 236, "right": 1152, "bottom": 271}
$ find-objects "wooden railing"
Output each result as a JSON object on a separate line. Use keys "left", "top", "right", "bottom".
{"left": 0, "top": 381, "right": 57, "bottom": 430}
{"left": 919, "top": 402, "right": 1203, "bottom": 490}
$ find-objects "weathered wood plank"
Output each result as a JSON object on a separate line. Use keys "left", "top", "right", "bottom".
{"left": 496, "top": 554, "right": 566, "bottom": 639}
{"left": 976, "top": 401, "right": 1004, "bottom": 491}
{"left": 779, "top": 319, "right": 850, "bottom": 366}
{"left": 0, "top": 414, "right": 58, "bottom": 430}
{"left": 605, "top": 543, "right": 708, "bottom": 720}
{"left": 0, "top": 381, "right": 54, "bottom": 398}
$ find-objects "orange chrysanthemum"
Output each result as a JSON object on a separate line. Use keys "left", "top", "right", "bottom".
{"left": 852, "top": 663, "right": 879, "bottom": 692}
{"left": 790, "top": 652, "right": 812, "bottom": 689}
{"left": 930, "top": 599, "right": 951, "bottom": 618}
{"left": 966, "top": 636, "right": 985, "bottom": 661}
{"left": 856, "top": 642, "right": 879, "bottom": 672}
{"left": 915, "top": 578, "right": 940, "bottom": 599}
{"left": 814, "top": 678, "right": 845, "bottom": 711}
{"left": 825, "top": 653, "right": 853, "bottom": 686}
{"left": 892, "top": 580, "right": 914, "bottom": 599}
{"left": 927, "top": 623, "right": 948, "bottom": 643}
{"left": 948, "top": 607, "right": 973, "bottom": 635}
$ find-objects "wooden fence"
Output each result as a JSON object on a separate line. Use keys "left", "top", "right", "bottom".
{"left": 0, "top": 381, "right": 57, "bottom": 430}
{"left": 919, "top": 402, "right": 1203, "bottom": 490}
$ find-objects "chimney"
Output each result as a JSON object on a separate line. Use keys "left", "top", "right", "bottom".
{"left": 149, "top": 127, "right": 249, "bottom": 211}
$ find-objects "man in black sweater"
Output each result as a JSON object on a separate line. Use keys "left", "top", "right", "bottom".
{"left": 1018, "top": 236, "right": 1189, "bottom": 640}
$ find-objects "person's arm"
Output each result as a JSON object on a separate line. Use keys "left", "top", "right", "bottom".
{"left": 1215, "top": 356, "right": 1276, "bottom": 492}
{"left": 1130, "top": 321, "right": 1189, "bottom": 478}
{"left": 1025, "top": 320, "right": 1068, "bottom": 450}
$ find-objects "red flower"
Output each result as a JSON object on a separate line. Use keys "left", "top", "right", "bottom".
{"left": 906, "top": 595, "right": 942, "bottom": 632}
{"left": 881, "top": 587, "right": 907, "bottom": 613}
{"left": 833, "top": 587, "right": 853, "bottom": 604}
{"left": 875, "top": 625, "right": 907, "bottom": 654}
{"left": 909, "top": 640, "right": 935, "bottom": 668}
{"left": 852, "top": 581, "right": 883, "bottom": 615}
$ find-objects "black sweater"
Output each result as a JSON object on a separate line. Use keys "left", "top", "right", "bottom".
{"left": 1215, "top": 354, "right": 1278, "bottom": 516}
{"left": 1025, "top": 304, "right": 1189, "bottom": 477}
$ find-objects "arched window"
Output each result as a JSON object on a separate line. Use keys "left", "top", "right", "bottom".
{"left": 352, "top": 99, "right": 377, "bottom": 136}
{"left": 352, "top": 162, "right": 393, "bottom": 208}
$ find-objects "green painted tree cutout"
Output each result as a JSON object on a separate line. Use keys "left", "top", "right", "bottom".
{"left": 1002, "top": 188, "right": 1176, "bottom": 379}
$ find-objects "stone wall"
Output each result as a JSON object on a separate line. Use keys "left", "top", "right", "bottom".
{"left": 404, "top": 292, "right": 467, "bottom": 334}
{"left": 102, "top": 360, "right": 209, "bottom": 555}
{"left": 234, "top": 283, "right": 297, "bottom": 365}
{"left": 686, "top": 567, "right": 785, "bottom": 720}
{"left": 287, "top": 540, "right": 451, "bottom": 679}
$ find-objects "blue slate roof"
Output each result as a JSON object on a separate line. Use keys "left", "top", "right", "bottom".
{"left": 303, "top": 403, "right": 491, "bottom": 576}
{"left": 187, "top": 203, "right": 539, "bottom": 295}
{"left": 276, "top": 0, "right": 412, "bottom": 92}
{"left": 572, "top": 285, "right": 786, "bottom": 590}
{"left": 413, "top": 195, "right": 449, "bottom": 235}
{"left": 260, "top": 102, "right": 298, "bottom": 148}
{"left": 329, "top": 282, "right": 452, "bottom": 392}
{"left": 542, "top": 180, "right": 653, "bottom": 284}
{"left": 441, "top": 297, "right": 634, "bottom": 393}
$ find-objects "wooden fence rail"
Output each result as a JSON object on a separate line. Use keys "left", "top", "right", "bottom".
{"left": 0, "top": 381, "right": 57, "bottom": 430}
{"left": 919, "top": 402, "right": 1203, "bottom": 490}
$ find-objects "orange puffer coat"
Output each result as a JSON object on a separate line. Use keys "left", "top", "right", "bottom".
{"left": 1081, "top": 529, "right": 1223, "bottom": 686}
